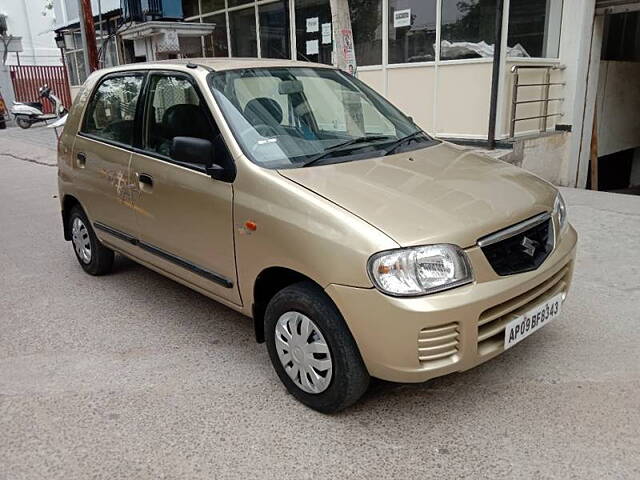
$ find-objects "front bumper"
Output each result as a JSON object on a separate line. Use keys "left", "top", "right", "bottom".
{"left": 326, "top": 224, "right": 577, "bottom": 383}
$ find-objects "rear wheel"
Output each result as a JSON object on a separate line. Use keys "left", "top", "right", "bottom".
{"left": 265, "top": 281, "right": 369, "bottom": 413}
{"left": 16, "top": 116, "right": 31, "bottom": 129}
{"left": 68, "top": 206, "right": 114, "bottom": 275}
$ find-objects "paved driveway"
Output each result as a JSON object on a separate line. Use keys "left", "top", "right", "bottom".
{"left": 1, "top": 129, "right": 639, "bottom": 479}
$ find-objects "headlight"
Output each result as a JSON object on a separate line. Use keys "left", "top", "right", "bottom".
{"left": 368, "top": 244, "right": 473, "bottom": 297}
{"left": 553, "top": 192, "right": 568, "bottom": 233}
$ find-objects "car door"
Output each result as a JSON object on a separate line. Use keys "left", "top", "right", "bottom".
{"left": 73, "top": 72, "right": 145, "bottom": 251}
{"left": 129, "top": 71, "right": 240, "bottom": 305}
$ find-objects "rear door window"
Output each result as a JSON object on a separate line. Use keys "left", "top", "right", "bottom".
{"left": 81, "top": 74, "right": 144, "bottom": 146}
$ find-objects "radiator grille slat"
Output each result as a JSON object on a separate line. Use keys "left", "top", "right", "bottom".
{"left": 478, "top": 265, "right": 571, "bottom": 352}
{"left": 479, "top": 266, "right": 568, "bottom": 327}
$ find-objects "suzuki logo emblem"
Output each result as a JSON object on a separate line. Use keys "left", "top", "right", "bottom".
{"left": 521, "top": 237, "right": 538, "bottom": 257}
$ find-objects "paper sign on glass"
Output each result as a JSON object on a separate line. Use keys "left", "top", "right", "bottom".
{"left": 306, "top": 39, "right": 319, "bottom": 55}
{"left": 322, "top": 22, "right": 332, "bottom": 44}
{"left": 394, "top": 9, "right": 411, "bottom": 28}
{"left": 306, "top": 17, "right": 319, "bottom": 33}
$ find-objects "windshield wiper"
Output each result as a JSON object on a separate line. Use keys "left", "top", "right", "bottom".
{"left": 301, "top": 135, "right": 392, "bottom": 167}
{"left": 383, "top": 131, "right": 428, "bottom": 156}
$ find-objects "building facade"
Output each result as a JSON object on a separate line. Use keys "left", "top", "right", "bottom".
{"left": 53, "top": 0, "right": 640, "bottom": 191}
{"left": 0, "top": 0, "right": 61, "bottom": 66}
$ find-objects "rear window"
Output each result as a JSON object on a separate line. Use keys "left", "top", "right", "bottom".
{"left": 81, "top": 74, "right": 144, "bottom": 146}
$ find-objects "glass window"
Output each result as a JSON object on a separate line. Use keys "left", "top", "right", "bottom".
{"left": 103, "top": 37, "right": 118, "bottom": 68}
{"left": 440, "top": 0, "right": 497, "bottom": 60}
{"left": 388, "top": 0, "right": 437, "bottom": 64}
{"left": 507, "top": 0, "right": 562, "bottom": 58}
{"left": 142, "top": 75, "right": 214, "bottom": 157}
{"left": 201, "top": 0, "right": 225, "bottom": 15}
{"left": 82, "top": 75, "right": 144, "bottom": 145}
{"left": 259, "top": 1, "right": 291, "bottom": 59}
{"left": 183, "top": 0, "right": 199, "bottom": 18}
{"left": 204, "top": 13, "right": 229, "bottom": 57}
{"left": 602, "top": 11, "right": 640, "bottom": 61}
{"left": 230, "top": 7, "right": 258, "bottom": 57}
{"left": 179, "top": 36, "right": 204, "bottom": 58}
{"left": 210, "top": 67, "right": 435, "bottom": 169}
{"left": 73, "top": 31, "right": 82, "bottom": 49}
{"left": 76, "top": 51, "right": 87, "bottom": 84}
{"left": 350, "top": 0, "right": 383, "bottom": 66}
{"left": 295, "top": 0, "right": 332, "bottom": 65}
{"left": 229, "top": 0, "right": 253, "bottom": 7}
{"left": 65, "top": 53, "right": 79, "bottom": 86}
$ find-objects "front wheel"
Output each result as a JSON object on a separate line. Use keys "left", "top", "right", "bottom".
{"left": 265, "top": 281, "right": 370, "bottom": 413}
{"left": 16, "top": 116, "right": 31, "bottom": 129}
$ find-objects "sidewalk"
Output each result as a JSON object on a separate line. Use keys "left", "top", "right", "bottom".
{"left": 0, "top": 124, "right": 58, "bottom": 166}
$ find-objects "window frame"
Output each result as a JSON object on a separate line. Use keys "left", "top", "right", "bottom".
{"left": 136, "top": 70, "right": 227, "bottom": 175}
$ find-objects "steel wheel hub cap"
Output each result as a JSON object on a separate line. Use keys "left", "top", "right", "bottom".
{"left": 71, "top": 217, "right": 92, "bottom": 264}
{"left": 275, "top": 311, "right": 333, "bottom": 394}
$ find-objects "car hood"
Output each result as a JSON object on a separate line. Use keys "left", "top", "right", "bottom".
{"left": 278, "top": 142, "right": 558, "bottom": 248}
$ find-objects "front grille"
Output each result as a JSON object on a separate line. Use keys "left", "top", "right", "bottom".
{"left": 418, "top": 323, "right": 459, "bottom": 365}
{"left": 477, "top": 264, "right": 570, "bottom": 355}
{"left": 480, "top": 214, "right": 554, "bottom": 276}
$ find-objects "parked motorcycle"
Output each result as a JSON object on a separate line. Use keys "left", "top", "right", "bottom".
{"left": 11, "top": 84, "right": 67, "bottom": 129}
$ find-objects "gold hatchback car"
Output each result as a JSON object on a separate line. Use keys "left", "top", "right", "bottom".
{"left": 58, "top": 58, "right": 577, "bottom": 412}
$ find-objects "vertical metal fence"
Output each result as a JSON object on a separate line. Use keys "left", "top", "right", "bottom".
{"left": 9, "top": 65, "right": 72, "bottom": 114}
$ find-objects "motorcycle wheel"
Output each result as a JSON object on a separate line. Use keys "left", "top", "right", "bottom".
{"left": 16, "top": 116, "right": 32, "bottom": 129}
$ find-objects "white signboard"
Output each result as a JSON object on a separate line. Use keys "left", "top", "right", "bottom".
{"left": 306, "top": 17, "right": 319, "bottom": 33}
{"left": 321, "top": 22, "right": 332, "bottom": 44}
{"left": 306, "top": 39, "right": 319, "bottom": 55}
{"left": 394, "top": 9, "right": 411, "bottom": 28}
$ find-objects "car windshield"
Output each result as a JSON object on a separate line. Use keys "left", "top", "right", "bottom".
{"left": 208, "top": 67, "right": 437, "bottom": 169}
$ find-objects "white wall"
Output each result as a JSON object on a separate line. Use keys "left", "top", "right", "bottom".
{"left": 0, "top": 0, "right": 61, "bottom": 66}
{"left": 560, "top": 0, "right": 598, "bottom": 187}
{"left": 596, "top": 61, "right": 640, "bottom": 157}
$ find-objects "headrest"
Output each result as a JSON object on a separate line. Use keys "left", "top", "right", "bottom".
{"left": 161, "top": 104, "right": 210, "bottom": 140}
{"left": 243, "top": 97, "right": 283, "bottom": 127}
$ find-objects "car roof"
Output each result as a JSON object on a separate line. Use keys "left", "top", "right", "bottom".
{"left": 101, "top": 57, "right": 337, "bottom": 73}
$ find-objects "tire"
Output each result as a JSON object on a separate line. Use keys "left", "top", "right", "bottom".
{"left": 68, "top": 205, "right": 114, "bottom": 276}
{"left": 16, "top": 116, "right": 31, "bottom": 129}
{"left": 265, "top": 281, "right": 370, "bottom": 413}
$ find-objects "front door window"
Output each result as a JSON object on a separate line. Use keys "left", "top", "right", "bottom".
{"left": 142, "top": 75, "right": 215, "bottom": 158}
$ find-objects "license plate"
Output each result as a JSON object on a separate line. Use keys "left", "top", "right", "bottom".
{"left": 504, "top": 293, "right": 564, "bottom": 350}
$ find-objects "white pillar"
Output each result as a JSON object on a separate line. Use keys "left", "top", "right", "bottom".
{"left": 330, "top": 0, "right": 356, "bottom": 72}
{"left": 560, "top": 0, "right": 597, "bottom": 187}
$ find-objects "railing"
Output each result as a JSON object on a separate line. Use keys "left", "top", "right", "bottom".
{"left": 509, "top": 64, "right": 565, "bottom": 138}
{"left": 9, "top": 65, "right": 72, "bottom": 114}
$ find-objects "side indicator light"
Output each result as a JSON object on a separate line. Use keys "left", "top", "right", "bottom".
{"left": 245, "top": 221, "right": 257, "bottom": 232}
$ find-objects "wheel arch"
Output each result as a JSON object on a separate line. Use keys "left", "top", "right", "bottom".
{"left": 61, "top": 194, "right": 82, "bottom": 241}
{"left": 251, "top": 266, "right": 324, "bottom": 343}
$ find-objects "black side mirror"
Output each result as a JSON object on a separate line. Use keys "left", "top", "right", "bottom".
{"left": 171, "top": 136, "right": 227, "bottom": 180}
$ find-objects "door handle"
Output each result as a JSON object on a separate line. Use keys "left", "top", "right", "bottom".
{"left": 76, "top": 152, "right": 86, "bottom": 167}
{"left": 138, "top": 173, "right": 153, "bottom": 187}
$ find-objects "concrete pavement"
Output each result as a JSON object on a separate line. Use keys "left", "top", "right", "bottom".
{"left": 1, "top": 126, "right": 639, "bottom": 479}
